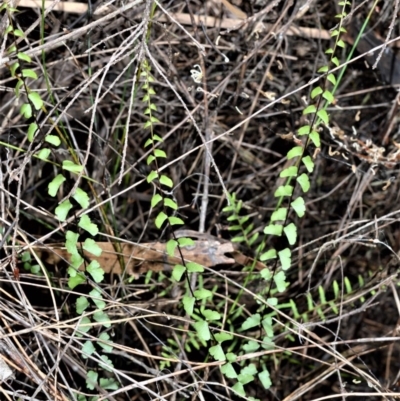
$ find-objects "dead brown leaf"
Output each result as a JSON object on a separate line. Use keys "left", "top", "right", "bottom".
{"left": 23, "top": 239, "right": 266, "bottom": 276}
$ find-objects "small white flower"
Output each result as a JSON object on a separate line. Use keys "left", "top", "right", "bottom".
{"left": 190, "top": 64, "right": 203, "bottom": 83}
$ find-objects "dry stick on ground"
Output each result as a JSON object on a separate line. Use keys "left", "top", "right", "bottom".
{"left": 184, "top": 0, "right": 211, "bottom": 235}
{"left": 371, "top": 0, "right": 400, "bottom": 69}
{"left": 15, "top": 0, "right": 332, "bottom": 40}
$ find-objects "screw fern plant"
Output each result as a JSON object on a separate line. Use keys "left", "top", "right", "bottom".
{"left": 218, "top": 0, "right": 353, "bottom": 397}
{"left": 1, "top": 2, "right": 120, "bottom": 397}
{"left": 140, "top": 58, "right": 224, "bottom": 355}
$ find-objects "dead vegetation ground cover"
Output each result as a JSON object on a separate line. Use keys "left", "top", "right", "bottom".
{"left": 1, "top": 0, "right": 400, "bottom": 400}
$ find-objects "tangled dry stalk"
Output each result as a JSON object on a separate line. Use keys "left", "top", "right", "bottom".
{"left": 1, "top": 0, "right": 400, "bottom": 400}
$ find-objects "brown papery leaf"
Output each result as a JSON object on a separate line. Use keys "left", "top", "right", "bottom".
{"left": 23, "top": 238, "right": 267, "bottom": 277}
{"left": 27, "top": 240, "right": 233, "bottom": 276}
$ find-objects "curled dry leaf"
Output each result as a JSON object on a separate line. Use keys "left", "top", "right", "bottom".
{"left": 19, "top": 236, "right": 267, "bottom": 276}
